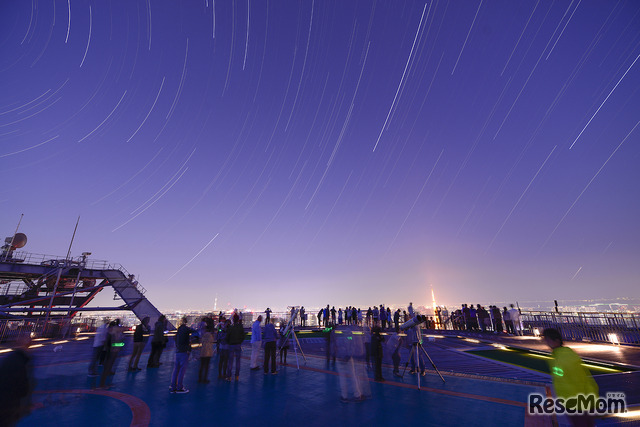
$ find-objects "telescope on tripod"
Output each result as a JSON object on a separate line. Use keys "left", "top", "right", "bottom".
{"left": 278, "top": 306, "right": 306, "bottom": 369}
{"left": 399, "top": 314, "right": 427, "bottom": 331}
{"left": 399, "top": 314, "right": 445, "bottom": 388}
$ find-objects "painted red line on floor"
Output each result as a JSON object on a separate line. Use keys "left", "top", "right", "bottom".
{"left": 34, "top": 389, "right": 151, "bottom": 427}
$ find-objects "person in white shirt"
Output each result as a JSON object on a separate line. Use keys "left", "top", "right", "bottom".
{"left": 88, "top": 318, "right": 109, "bottom": 376}
{"left": 250, "top": 315, "right": 263, "bottom": 370}
{"left": 508, "top": 304, "right": 522, "bottom": 336}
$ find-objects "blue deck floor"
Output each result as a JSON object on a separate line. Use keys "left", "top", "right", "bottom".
{"left": 11, "top": 333, "right": 638, "bottom": 426}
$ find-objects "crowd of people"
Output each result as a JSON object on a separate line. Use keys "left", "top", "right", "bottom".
{"left": 0, "top": 296, "right": 602, "bottom": 427}
{"left": 299, "top": 302, "right": 443, "bottom": 332}
{"left": 446, "top": 303, "right": 523, "bottom": 335}
{"left": 88, "top": 310, "right": 294, "bottom": 393}
{"left": 86, "top": 301, "right": 524, "bottom": 396}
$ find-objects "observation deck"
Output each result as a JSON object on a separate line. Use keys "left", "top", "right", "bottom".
{"left": 4, "top": 324, "right": 639, "bottom": 427}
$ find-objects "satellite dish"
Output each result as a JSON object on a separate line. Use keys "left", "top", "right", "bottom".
{"left": 11, "top": 233, "right": 27, "bottom": 249}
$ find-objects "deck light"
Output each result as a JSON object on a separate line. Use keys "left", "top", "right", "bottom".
{"left": 615, "top": 408, "right": 640, "bottom": 419}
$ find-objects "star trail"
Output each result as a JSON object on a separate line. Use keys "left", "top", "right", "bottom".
{"left": 1, "top": 1, "right": 639, "bottom": 311}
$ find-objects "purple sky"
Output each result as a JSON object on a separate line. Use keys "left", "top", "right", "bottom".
{"left": 1, "top": 1, "right": 639, "bottom": 312}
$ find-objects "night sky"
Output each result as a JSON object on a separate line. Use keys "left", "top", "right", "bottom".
{"left": 1, "top": 1, "right": 639, "bottom": 312}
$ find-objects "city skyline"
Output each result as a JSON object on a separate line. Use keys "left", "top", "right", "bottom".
{"left": 2, "top": 1, "right": 639, "bottom": 311}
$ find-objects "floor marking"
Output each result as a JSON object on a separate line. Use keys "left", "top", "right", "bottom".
{"left": 34, "top": 389, "right": 151, "bottom": 427}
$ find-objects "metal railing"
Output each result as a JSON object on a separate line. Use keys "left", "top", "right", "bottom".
{"left": 1, "top": 251, "right": 147, "bottom": 295}
{"left": 6, "top": 250, "right": 120, "bottom": 272}
{"left": 2, "top": 283, "right": 29, "bottom": 296}
{"left": 0, "top": 316, "right": 99, "bottom": 342}
{"left": 521, "top": 311, "right": 640, "bottom": 345}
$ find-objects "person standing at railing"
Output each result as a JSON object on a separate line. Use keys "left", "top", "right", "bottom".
{"left": 503, "top": 307, "right": 513, "bottom": 334}
{"left": 491, "top": 306, "right": 503, "bottom": 333}
{"left": 462, "top": 304, "right": 471, "bottom": 330}
{"left": 477, "top": 305, "right": 488, "bottom": 332}
{"left": 394, "top": 309, "right": 401, "bottom": 332}
{"left": 508, "top": 304, "right": 522, "bottom": 336}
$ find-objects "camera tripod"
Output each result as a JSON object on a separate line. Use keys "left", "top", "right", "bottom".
{"left": 278, "top": 307, "right": 307, "bottom": 370}
{"left": 402, "top": 327, "right": 445, "bottom": 390}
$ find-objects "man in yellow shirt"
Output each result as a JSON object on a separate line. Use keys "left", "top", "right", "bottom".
{"left": 543, "top": 328, "right": 598, "bottom": 426}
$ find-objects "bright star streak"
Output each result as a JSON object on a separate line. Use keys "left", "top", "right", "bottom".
{"left": 569, "top": 51, "right": 640, "bottom": 150}
{"left": 373, "top": 3, "right": 428, "bottom": 152}
{"left": 545, "top": 119, "right": 640, "bottom": 247}
{"left": 168, "top": 233, "right": 220, "bottom": 280}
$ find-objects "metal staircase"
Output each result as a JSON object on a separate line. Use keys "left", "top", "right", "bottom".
{"left": 102, "top": 270, "right": 165, "bottom": 327}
